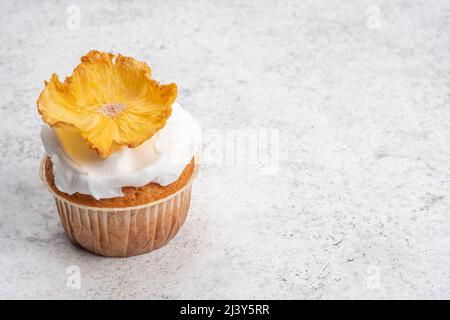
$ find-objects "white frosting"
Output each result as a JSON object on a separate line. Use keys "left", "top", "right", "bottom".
{"left": 41, "top": 103, "right": 201, "bottom": 200}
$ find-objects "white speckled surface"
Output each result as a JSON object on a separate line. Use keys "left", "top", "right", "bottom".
{"left": 0, "top": 0, "right": 449, "bottom": 299}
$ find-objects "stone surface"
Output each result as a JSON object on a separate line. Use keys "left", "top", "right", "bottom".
{"left": 0, "top": 0, "right": 449, "bottom": 299}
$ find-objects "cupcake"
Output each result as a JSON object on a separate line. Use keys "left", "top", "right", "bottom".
{"left": 37, "top": 50, "right": 201, "bottom": 257}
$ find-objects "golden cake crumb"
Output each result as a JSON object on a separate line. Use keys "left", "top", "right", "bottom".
{"left": 45, "top": 157, "right": 195, "bottom": 208}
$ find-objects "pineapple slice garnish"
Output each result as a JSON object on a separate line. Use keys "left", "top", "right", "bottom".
{"left": 37, "top": 50, "right": 177, "bottom": 158}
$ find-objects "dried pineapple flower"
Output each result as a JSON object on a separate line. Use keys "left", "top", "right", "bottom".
{"left": 37, "top": 50, "right": 177, "bottom": 158}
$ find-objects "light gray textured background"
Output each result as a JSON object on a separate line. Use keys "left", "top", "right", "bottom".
{"left": 0, "top": 0, "right": 449, "bottom": 299}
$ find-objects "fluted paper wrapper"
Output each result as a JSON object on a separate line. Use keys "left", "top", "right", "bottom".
{"left": 40, "top": 157, "right": 197, "bottom": 257}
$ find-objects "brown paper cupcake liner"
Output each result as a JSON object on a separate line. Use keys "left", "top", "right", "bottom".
{"left": 40, "top": 156, "right": 198, "bottom": 257}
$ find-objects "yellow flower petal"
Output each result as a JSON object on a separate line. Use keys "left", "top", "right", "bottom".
{"left": 37, "top": 50, "right": 177, "bottom": 158}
